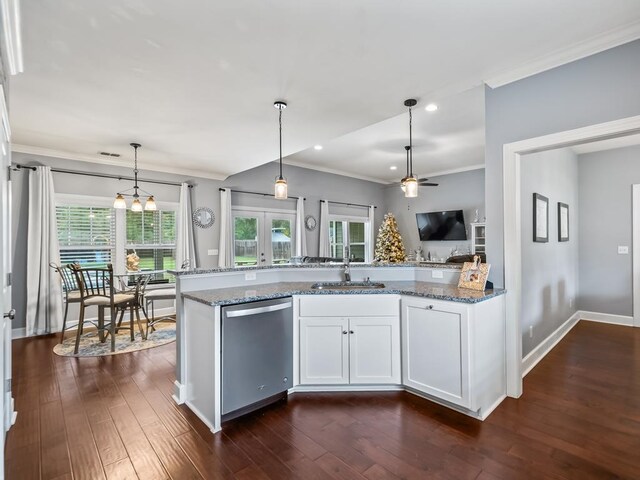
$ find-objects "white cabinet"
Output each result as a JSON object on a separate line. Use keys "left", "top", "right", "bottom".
{"left": 401, "top": 295, "right": 506, "bottom": 417}
{"left": 299, "top": 317, "right": 349, "bottom": 384}
{"left": 298, "top": 296, "right": 401, "bottom": 386}
{"left": 402, "top": 297, "right": 470, "bottom": 408}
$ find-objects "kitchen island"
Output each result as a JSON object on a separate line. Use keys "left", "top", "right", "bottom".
{"left": 173, "top": 263, "right": 506, "bottom": 433}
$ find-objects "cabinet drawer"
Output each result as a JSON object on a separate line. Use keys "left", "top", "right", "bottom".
{"left": 298, "top": 295, "right": 399, "bottom": 317}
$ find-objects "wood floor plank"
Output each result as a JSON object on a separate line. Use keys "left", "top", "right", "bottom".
{"left": 108, "top": 403, "right": 169, "bottom": 480}
{"left": 104, "top": 457, "right": 139, "bottom": 480}
{"left": 141, "top": 420, "right": 202, "bottom": 480}
{"left": 40, "top": 400, "right": 73, "bottom": 480}
{"left": 174, "top": 430, "right": 235, "bottom": 480}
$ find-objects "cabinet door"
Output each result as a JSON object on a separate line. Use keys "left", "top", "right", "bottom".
{"left": 300, "top": 317, "right": 349, "bottom": 384}
{"left": 401, "top": 298, "right": 470, "bottom": 407}
{"left": 349, "top": 317, "right": 401, "bottom": 384}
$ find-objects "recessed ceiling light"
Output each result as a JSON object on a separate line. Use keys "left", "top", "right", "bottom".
{"left": 390, "top": 166, "right": 397, "bottom": 170}
{"left": 314, "top": 145, "right": 323, "bottom": 150}
{"left": 425, "top": 103, "right": 438, "bottom": 112}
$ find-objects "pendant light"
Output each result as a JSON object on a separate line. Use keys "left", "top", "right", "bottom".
{"left": 400, "top": 145, "right": 410, "bottom": 193}
{"left": 274, "top": 101, "right": 288, "bottom": 199}
{"left": 113, "top": 143, "right": 157, "bottom": 211}
{"left": 403, "top": 99, "right": 418, "bottom": 198}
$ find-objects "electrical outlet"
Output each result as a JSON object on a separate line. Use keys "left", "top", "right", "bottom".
{"left": 431, "top": 270, "right": 444, "bottom": 279}
{"left": 245, "top": 272, "right": 257, "bottom": 281}
{"left": 569, "top": 298, "right": 573, "bottom": 308}
{"left": 618, "top": 246, "right": 629, "bottom": 254}
{"left": 529, "top": 325, "right": 533, "bottom": 338}
{"left": 207, "top": 249, "right": 218, "bottom": 256}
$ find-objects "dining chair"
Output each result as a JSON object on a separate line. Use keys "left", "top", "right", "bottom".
{"left": 49, "top": 262, "right": 82, "bottom": 344}
{"left": 69, "top": 264, "right": 136, "bottom": 354}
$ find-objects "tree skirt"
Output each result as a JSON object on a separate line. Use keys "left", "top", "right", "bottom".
{"left": 53, "top": 322, "right": 175, "bottom": 357}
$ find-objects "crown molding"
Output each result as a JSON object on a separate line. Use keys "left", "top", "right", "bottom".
{"left": 415, "top": 163, "right": 485, "bottom": 180}
{"left": 11, "top": 144, "right": 228, "bottom": 181}
{"left": 485, "top": 20, "right": 640, "bottom": 88}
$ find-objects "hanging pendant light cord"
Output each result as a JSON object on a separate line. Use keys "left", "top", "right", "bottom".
{"left": 279, "top": 107, "right": 283, "bottom": 179}
{"left": 409, "top": 105, "right": 413, "bottom": 176}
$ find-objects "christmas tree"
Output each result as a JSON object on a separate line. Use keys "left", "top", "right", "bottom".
{"left": 374, "top": 213, "right": 406, "bottom": 263}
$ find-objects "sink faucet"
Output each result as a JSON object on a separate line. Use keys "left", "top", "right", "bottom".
{"left": 343, "top": 246, "right": 351, "bottom": 282}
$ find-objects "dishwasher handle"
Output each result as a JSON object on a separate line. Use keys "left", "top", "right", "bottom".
{"left": 225, "top": 301, "right": 293, "bottom": 318}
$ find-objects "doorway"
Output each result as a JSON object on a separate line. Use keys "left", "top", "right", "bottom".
{"left": 502, "top": 114, "right": 640, "bottom": 398}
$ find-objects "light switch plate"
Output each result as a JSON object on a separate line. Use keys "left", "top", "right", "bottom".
{"left": 431, "top": 270, "right": 444, "bottom": 279}
{"left": 245, "top": 272, "right": 257, "bottom": 281}
{"left": 207, "top": 249, "right": 219, "bottom": 256}
{"left": 618, "top": 246, "right": 629, "bottom": 254}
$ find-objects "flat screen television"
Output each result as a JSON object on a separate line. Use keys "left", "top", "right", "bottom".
{"left": 416, "top": 210, "right": 467, "bottom": 241}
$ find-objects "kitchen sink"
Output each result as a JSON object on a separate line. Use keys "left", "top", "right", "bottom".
{"left": 310, "top": 281, "right": 386, "bottom": 290}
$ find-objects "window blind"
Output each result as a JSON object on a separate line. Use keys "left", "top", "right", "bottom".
{"left": 56, "top": 205, "right": 115, "bottom": 267}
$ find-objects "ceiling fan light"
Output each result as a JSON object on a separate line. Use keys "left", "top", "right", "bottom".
{"left": 113, "top": 194, "right": 127, "bottom": 209}
{"left": 404, "top": 176, "right": 418, "bottom": 198}
{"left": 131, "top": 198, "right": 143, "bottom": 212}
{"left": 275, "top": 177, "right": 288, "bottom": 199}
{"left": 144, "top": 195, "right": 157, "bottom": 211}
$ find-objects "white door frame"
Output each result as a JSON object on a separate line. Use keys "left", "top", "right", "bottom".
{"left": 503, "top": 114, "right": 640, "bottom": 398}
{"left": 632, "top": 185, "right": 640, "bottom": 328}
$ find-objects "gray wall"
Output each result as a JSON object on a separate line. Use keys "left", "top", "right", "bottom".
{"left": 485, "top": 39, "right": 640, "bottom": 288}
{"left": 384, "top": 169, "right": 485, "bottom": 260}
{"left": 520, "top": 149, "right": 578, "bottom": 356}
{"left": 11, "top": 153, "right": 386, "bottom": 330}
{"left": 226, "top": 161, "right": 387, "bottom": 255}
{"left": 578, "top": 145, "right": 640, "bottom": 316}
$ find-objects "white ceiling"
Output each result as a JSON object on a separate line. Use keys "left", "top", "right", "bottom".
{"left": 10, "top": 1, "right": 640, "bottom": 180}
{"left": 286, "top": 86, "right": 485, "bottom": 183}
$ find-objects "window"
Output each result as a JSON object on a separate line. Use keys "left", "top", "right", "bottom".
{"left": 232, "top": 209, "right": 296, "bottom": 266}
{"left": 56, "top": 205, "right": 115, "bottom": 267}
{"left": 329, "top": 218, "right": 368, "bottom": 262}
{"left": 126, "top": 210, "right": 176, "bottom": 282}
{"left": 55, "top": 195, "right": 178, "bottom": 284}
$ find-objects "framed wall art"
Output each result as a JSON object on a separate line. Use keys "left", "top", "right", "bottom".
{"left": 558, "top": 202, "right": 569, "bottom": 242}
{"left": 533, "top": 193, "right": 549, "bottom": 243}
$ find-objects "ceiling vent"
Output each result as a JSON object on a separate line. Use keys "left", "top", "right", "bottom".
{"left": 99, "top": 151, "right": 121, "bottom": 157}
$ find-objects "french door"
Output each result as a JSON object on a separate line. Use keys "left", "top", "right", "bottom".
{"left": 233, "top": 209, "right": 296, "bottom": 266}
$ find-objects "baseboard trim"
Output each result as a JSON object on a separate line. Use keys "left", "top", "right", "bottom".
{"left": 11, "top": 328, "right": 26, "bottom": 339}
{"left": 579, "top": 310, "right": 634, "bottom": 326}
{"left": 480, "top": 394, "right": 507, "bottom": 421}
{"left": 173, "top": 381, "right": 186, "bottom": 405}
{"left": 522, "top": 311, "right": 581, "bottom": 378}
{"left": 290, "top": 384, "right": 404, "bottom": 393}
{"left": 185, "top": 399, "right": 220, "bottom": 433}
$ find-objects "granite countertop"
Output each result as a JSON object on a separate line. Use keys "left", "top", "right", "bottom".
{"left": 182, "top": 281, "right": 505, "bottom": 307}
{"left": 170, "top": 262, "right": 462, "bottom": 276}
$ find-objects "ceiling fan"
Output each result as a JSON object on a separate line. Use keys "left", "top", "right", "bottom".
{"left": 386, "top": 145, "right": 439, "bottom": 190}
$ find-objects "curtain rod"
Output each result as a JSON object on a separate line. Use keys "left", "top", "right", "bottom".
{"left": 220, "top": 188, "right": 304, "bottom": 200}
{"left": 321, "top": 199, "right": 377, "bottom": 209}
{"left": 11, "top": 164, "right": 193, "bottom": 188}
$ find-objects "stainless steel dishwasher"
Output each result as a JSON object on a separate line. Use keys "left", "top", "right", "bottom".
{"left": 221, "top": 297, "right": 293, "bottom": 421}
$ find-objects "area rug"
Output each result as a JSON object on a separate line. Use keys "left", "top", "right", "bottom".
{"left": 53, "top": 321, "right": 176, "bottom": 357}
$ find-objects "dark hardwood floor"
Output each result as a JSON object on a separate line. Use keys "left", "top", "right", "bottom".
{"left": 6, "top": 321, "right": 640, "bottom": 479}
